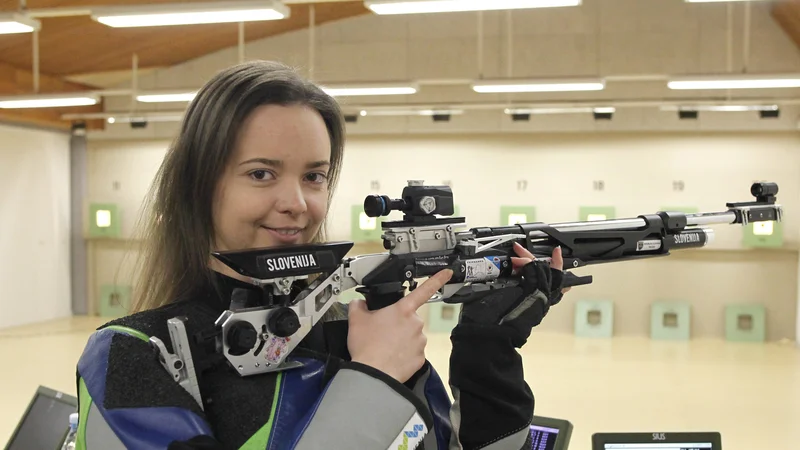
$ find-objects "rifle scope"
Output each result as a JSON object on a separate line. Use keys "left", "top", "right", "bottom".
{"left": 364, "top": 181, "right": 454, "bottom": 218}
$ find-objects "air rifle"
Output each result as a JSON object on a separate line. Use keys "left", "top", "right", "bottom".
{"left": 150, "top": 180, "right": 783, "bottom": 402}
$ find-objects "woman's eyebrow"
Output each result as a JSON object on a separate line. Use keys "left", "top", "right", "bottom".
{"left": 237, "top": 159, "right": 330, "bottom": 168}
{"left": 307, "top": 160, "right": 330, "bottom": 169}
{"left": 239, "top": 158, "right": 281, "bottom": 167}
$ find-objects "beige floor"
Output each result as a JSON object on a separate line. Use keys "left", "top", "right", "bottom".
{"left": 1, "top": 315, "right": 798, "bottom": 450}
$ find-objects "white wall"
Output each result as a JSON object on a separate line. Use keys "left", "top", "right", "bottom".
{"left": 79, "top": 0, "right": 800, "bottom": 340}
{"left": 87, "top": 131, "right": 800, "bottom": 340}
{"left": 0, "top": 123, "right": 72, "bottom": 330}
{"left": 87, "top": 0, "right": 800, "bottom": 141}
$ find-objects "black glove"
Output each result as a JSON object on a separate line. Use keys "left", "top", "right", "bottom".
{"left": 458, "top": 259, "right": 565, "bottom": 347}
{"left": 446, "top": 259, "right": 565, "bottom": 449}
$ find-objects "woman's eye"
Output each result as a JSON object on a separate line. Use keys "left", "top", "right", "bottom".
{"left": 250, "top": 170, "right": 272, "bottom": 181}
{"left": 306, "top": 172, "right": 328, "bottom": 183}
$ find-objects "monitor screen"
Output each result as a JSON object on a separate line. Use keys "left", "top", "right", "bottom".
{"left": 530, "top": 424, "right": 560, "bottom": 450}
{"left": 592, "top": 432, "right": 722, "bottom": 450}
{"left": 529, "top": 415, "right": 573, "bottom": 450}
{"left": 601, "top": 443, "right": 712, "bottom": 450}
{"left": 6, "top": 387, "right": 77, "bottom": 450}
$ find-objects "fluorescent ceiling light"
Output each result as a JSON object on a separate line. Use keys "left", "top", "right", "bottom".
{"left": 60, "top": 111, "right": 186, "bottom": 122}
{"left": 359, "top": 108, "right": 463, "bottom": 116}
{"left": 473, "top": 79, "right": 605, "bottom": 93}
{"left": 91, "top": 1, "right": 290, "bottom": 28}
{"left": 505, "top": 106, "right": 614, "bottom": 114}
{"left": 0, "top": 94, "right": 98, "bottom": 109}
{"left": 365, "top": 0, "right": 581, "bottom": 15}
{"left": 136, "top": 92, "right": 197, "bottom": 103}
{"left": 324, "top": 87, "right": 417, "bottom": 96}
{"left": 660, "top": 104, "right": 779, "bottom": 112}
{"left": 108, "top": 114, "right": 186, "bottom": 123}
{"left": 684, "top": 0, "right": 769, "bottom": 3}
{"left": 0, "top": 14, "right": 40, "bottom": 34}
{"left": 321, "top": 83, "right": 418, "bottom": 97}
{"left": 668, "top": 74, "right": 800, "bottom": 90}
{"left": 418, "top": 109, "right": 463, "bottom": 116}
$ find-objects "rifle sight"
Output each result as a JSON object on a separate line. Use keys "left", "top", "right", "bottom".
{"left": 364, "top": 180, "right": 455, "bottom": 219}
{"left": 751, "top": 182, "right": 778, "bottom": 202}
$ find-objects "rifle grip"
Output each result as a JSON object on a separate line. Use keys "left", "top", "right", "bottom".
{"left": 356, "top": 282, "right": 406, "bottom": 310}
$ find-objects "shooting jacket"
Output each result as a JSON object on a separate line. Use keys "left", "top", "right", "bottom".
{"left": 73, "top": 271, "right": 537, "bottom": 449}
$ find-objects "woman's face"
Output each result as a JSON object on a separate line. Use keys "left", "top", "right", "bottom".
{"left": 211, "top": 103, "right": 332, "bottom": 254}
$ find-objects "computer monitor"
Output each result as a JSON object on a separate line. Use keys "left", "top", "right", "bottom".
{"left": 530, "top": 415, "right": 573, "bottom": 450}
{"left": 4, "top": 385, "right": 78, "bottom": 450}
{"left": 591, "top": 432, "right": 722, "bottom": 450}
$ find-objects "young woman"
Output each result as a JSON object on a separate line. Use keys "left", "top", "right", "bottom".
{"left": 74, "top": 60, "right": 567, "bottom": 450}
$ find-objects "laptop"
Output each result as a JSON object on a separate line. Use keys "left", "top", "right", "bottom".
{"left": 4, "top": 385, "right": 78, "bottom": 450}
{"left": 592, "top": 431, "right": 722, "bottom": 450}
{"left": 530, "top": 414, "right": 574, "bottom": 450}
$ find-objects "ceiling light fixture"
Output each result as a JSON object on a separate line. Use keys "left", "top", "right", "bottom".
{"left": 136, "top": 92, "right": 197, "bottom": 103}
{"left": 62, "top": 111, "right": 186, "bottom": 122}
{"left": 0, "top": 94, "right": 99, "bottom": 109}
{"left": 684, "top": 0, "right": 769, "bottom": 3}
{"left": 667, "top": 74, "right": 800, "bottom": 90}
{"left": 418, "top": 109, "right": 463, "bottom": 116}
{"left": 0, "top": 14, "right": 40, "bottom": 34}
{"left": 473, "top": 78, "right": 605, "bottom": 93}
{"left": 321, "top": 82, "right": 419, "bottom": 97}
{"left": 91, "top": 0, "right": 290, "bottom": 28}
{"left": 660, "top": 104, "right": 779, "bottom": 112}
{"left": 505, "top": 106, "right": 615, "bottom": 114}
{"left": 365, "top": 0, "right": 581, "bottom": 15}
{"left": 358, "top": 108, "right": 463, "bottom": 116}
{"left": 108, "top": 114, "right": 186, "bottom": 123}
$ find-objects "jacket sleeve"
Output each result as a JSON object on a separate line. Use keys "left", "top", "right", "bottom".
{"left": 281, "top": 359, "right": 437, "bottom": 450}
{"left": 74, "top": 326, "right": 221, "bottom": 450}
{"left": 287, "top": 303, "right": 528, "bottom": 450}
{"left": 447, "top": 324, "right": 534, "bottom": 450}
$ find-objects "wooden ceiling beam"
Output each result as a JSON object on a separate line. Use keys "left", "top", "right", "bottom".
{"left": 771, "top": 0, "right": 800, "bottom": 51}
{"left": 0, "top": 60, "right": 104, "bottom": 131}
{"left": 0, "top": 1, "right": 368, "bottom": 131}
{"left": 0, "top": 1, "right": 370, "bottom": 77}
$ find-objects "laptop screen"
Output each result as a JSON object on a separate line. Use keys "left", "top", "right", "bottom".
{"left": 6, "top": 388, "right": 77, "bottom": 450}
{"left": 530, "top": 424, "right": 560, "bottom": 450}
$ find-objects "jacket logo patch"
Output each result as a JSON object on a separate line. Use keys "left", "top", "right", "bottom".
{"left": 397, "top": 423, "right": 425, "bottom": 450}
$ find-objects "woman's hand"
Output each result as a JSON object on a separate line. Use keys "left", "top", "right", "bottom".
{"left": 511, "top": 242, "right": 571, "bottom": 295}
{"left": 347, "top": 269, "right": 454, "bottom": 383}
{"left": 456, "top": 242, "right": 568, "bottom": 348}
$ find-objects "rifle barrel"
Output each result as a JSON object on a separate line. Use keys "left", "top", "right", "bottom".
{"left": 526, "top": 210, "right": 739, "bottom": 239}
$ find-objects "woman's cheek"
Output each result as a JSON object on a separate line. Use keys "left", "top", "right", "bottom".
{"left": 307, "top": 192, "right": 328, "bottom": 240}
{"left": 308, "top": 191, "right": 329, "bottom": 221}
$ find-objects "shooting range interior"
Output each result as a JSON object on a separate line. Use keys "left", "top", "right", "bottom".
{"left": 1, "top": 0, "right": 799, "bottom": 449}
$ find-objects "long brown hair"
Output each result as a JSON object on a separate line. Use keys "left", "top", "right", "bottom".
{"left": 130, "top": 60, "right": 346, "bottom": 313}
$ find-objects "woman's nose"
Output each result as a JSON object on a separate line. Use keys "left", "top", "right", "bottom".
{"left": 274, "top": 182, "right": 307, "bottom": 215}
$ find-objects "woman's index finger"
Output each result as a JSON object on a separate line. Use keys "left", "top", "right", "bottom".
{"left": 402, "top": 269, "right": 454, "bottom": 310}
